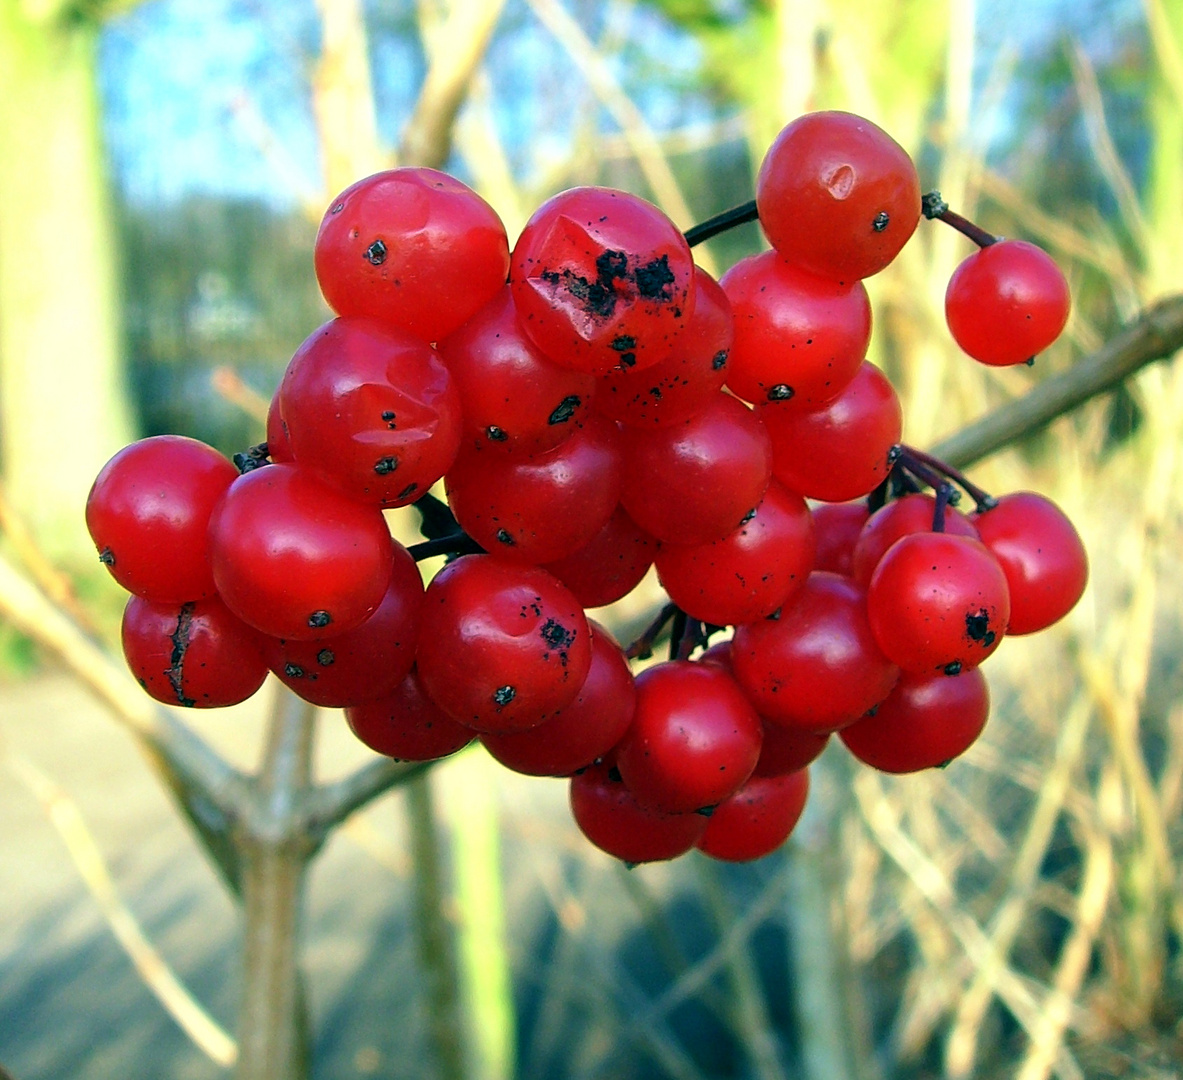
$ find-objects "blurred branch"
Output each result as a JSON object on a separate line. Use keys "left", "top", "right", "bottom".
{"left": 0, "top": 478, "right": 99, "bottom": 636}
{"left": 0, "top": 550, "right": 247, "bottom": 841}
{"left": 407, "top": 773, "right": 469, "bottom": 1080}
{"left": 401, "top": 0, "right": 507, "bottom": 171}
{"left": 304, "top": 756, "right": 438, "bottom": 838}
{"left": 931, "top": 294, "right": 1183, "bottom": 469}
{"left": 5, "top": 751, "right": 238, "bottom": 1068}
{"left": 1067, "top": 41, "right": 1150, "bottom": 258}
{"left": 523, "top": 0, "right": 716, "bottom": 274}
{"left": 211, "top": 367, "right": 270, "bottom": 426}
{"left": 312, "top": 0, "right": 386, "bottom": 195}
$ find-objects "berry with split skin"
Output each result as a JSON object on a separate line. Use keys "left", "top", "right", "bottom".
{"left": 510, "top": 186, "right": 695, "bottom": 375}
{"left": 121, "top": 595, "right": 269, "bottom": 708}
{"left": 278, "top": 316, "right": 462, "bottom": 508}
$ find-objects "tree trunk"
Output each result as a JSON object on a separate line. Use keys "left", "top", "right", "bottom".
{"left": 0, "top": 1, "right": 135, "bottom": 562}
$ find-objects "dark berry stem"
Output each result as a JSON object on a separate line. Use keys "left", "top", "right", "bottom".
{"left": 902, "top": 445, "right": 998, "bottom": 510}
{"left": 407, "top": 532, "right": 485, "bottom": 562}
{"left": 684, "top": 199, "right": 759, "bottom": 248}
{"left": 921, "top": 190, "right": 999, "bottom": 248}
{"left": 931, "top": 483, "right": 955, "bottom": 533}
{"left": 626, "top": 602, "right": 680, "bottom": 660}
{"left": 893, "top": 448, "right": 962, "bottom": 507}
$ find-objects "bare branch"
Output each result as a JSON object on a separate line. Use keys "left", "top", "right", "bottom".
{"left": 400, "top": 0, "right": 507, "bottom": 170}
{"left": 304, "top": 756, "right": 438, "bottom": 838}
{"left": 0, "top": 552, "right": 248, "bottom": 862}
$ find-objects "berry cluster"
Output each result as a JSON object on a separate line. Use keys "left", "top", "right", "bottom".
{"left": 86, "top": 110, "right": 1086, "bottom": 866}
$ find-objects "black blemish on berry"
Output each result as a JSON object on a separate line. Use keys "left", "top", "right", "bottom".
{"left": 331, "top": 202, "right": 344, "bottom": 214}
{"left": 943, "top": 660, "right": 963, "bottom": 676}
{"left": 166, "top": 603, "right": 198, "bottom": 707}
{"left": 486, "top": 425, "right": 509, "bottom": 442}
{"left": 872, "top": 211, "right": 890, "bottom": 232}
{"left": 284, "top": 663, "right": 305, "bottom": 679}
{"left": 596, "top": 249, "right": 629, "bottom": 283}
{"left": 493, "top": 685, "right": 516, "bottom": 707}
{"left": 610, "top": 335, "right": 637, "bottom": 352}
{"left": 865, "top": 704, "right": 880, "bottom": 718}
{"left": 540, "top": 268, "right": 616, "bottom": 319}
{"left": 397, "top": 482, "right": 418, "bottom": 500}
{"left": 607, "top": 765, "right": 623, "bottom": 782}
{"left": 308, "top": 610, "right": 332, "bottom": 630}
{"left": 965, "top": 610, "right": 996, "bottom": 647}
{"left": 695, "top": 805, "right": 716, "bottom": 817}
{"left": 767, "top": 608, "right": 782, "bottom": 621}
{"left": 365, "top": 239, "right": 387, "bottom": 265}
{"left": 617, "top": 352, "right": 637, "bottom": 369}
{"left": 98, "top": 547, "right": 115, "bottom": 566}
{"left": 374, "top": 456, "right": 398, "bottom": 475}
{"left": 767, "top": 384, "right": 794, "bottom": 401}
{"left": 317, "top": 649, "right": 334, "bottom": 667}
{"left": 740, "top": 507, "right": 757, "bottom": 525}
{"left": 712, "top": 350, "right": 728, "bottom": 370}
{"left": 381, "top": 410, "right": 396, "bottom": 428}
{"left": 540, "top": 618, "right": 575, "bottom": 651}
{"left": 548, "top": 396, "right": 582, "bottom": 425}
{"left": 496, "top": 529, "right": 515, "bottom": 546}
{"left": 635, "top": 254, "right": 676, "bottom": 300}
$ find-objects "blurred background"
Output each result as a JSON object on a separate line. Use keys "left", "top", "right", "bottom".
{"left": 1, "top": 0, "right": 1181, "bottom": 1078}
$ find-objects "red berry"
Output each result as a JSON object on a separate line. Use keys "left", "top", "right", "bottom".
{"left": 481, "top": 623, "right": 636, "bottom": 777}
{"left": 346, "top": 668, "right": 475, "bottom": 762}
{"left": 971, "top": 492, "right": 1088, "bottom": 634}
{"left": 866, "top": 532, "right": 1010, "bottom": 675}
{"left": 851, "top": 493, "right": 979, "bottom": 587}
{"left": 540, "top": 506, "right": 657, "bottom": 609}
{"left": 811, "top": 501, "right": 870, "bottom": 577}
{"left": 570, "top": 761, "right": 707, "bottom": 864}
{"left": 594, "top": 266, "right": 732, "bottom": 427}
{"left": 86, "top": 435, "right": 238, "bottom": 603}
{"left": 756, "top": 111, "right": 921, "bottom": 281}
{"left": 720, "top": 250, "right": 871, "bottom": 408}
{"left": 207, "top": 463, "right": 394, "bottom": 640}
{"left": 279, "top": 317, "right": 462, "bottom": 508}
{"left": 760, "top": 361, "right": 902, "bottom": 502}
{"left": 945, "top": 239, "right": 1071, "bottom": 366}
{"left": 696, "top": 769, "right": 810, "bottom": 862}
{"left": 654, "top": 480, "right": 815, "bottom": 626}
{"left": 615, "top": 661, "right": 763, "bottom": 814}
{"left": 619, "top": 392, "right": 772, "bottom": 545}
{"left": 314, "top": 168, "right": 509, "bottom": 343}
{"left": 437, "top": 286, "right": 596, "bottom": 455}
{"left": 510, "top": 186, "right": 694, "bottom": 375}
{"left": 840, "top": 667, "right": 989, "bottom": 773}
{"left": 415, "top": 556, "right": 592, "bottom": 733}
{"left": 261, "top": 543, "right": 423, "bottom": 708}
{"left": 444, "top": 413, "right": 622, "bottom": 564}
{"left": 731, "top": 571, "right": 900, "bottom": 733}
{"left": 121, "top": 595, "right": 268, "bottom": 708}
